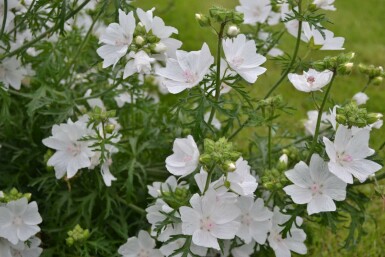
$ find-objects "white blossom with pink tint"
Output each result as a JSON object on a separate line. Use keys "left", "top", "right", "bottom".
{"left": 165, "top": 135, "right": 200, "bottom": 176}
{"left": 288, "top": 69, "right": 333, "bottom": 92}
{"left": 323, "top": 125, "right": 382, "bottom": 184}
{"left": 156, "top": 43, "right": 214, "bottom": 94}
{"left": 179, "top": 189, "right": 240, "bottom": 250}
{"left": 42, "top": 119, "right": 95, "bottom": 179}
{"left": 284, "top": 154, "right": 347, "bottom": 215}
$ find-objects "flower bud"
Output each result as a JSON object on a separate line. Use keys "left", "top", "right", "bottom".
{"left": 105, "top": 123, "right": 115, "bottom": 134}
{"left": 195, "top": 13, "right": 211, "bottom": 27}
{"left": 372, "top": 76, "right": 383, "bottom": 86}
{"left": 135, "top": 35, "right": 145, "bottom": 46}
{"left": 227, "top": 25, "right": 240, "bottom": 37}
{"left": 277, "top": 154, "right": 288, "bottom": 171}
{"left": 224, "top": 161, "right": 236, "bottom": 172}
{"left": 367, "top": 113, "right": 383, "bottom": 124}
{"left": 338, "top": 62, "right": 354, "bottom": 75}
{"left": 199, "top": 153, "right": 211, "bottom": 164}
{"left": 308, "top": 3, "right": 318, "bottom": 12}
{"left": 147, "top": 35, "right": 159, "bottom": 43}
{"left": 153, "top": 42, "right": 167, "bottom": 53}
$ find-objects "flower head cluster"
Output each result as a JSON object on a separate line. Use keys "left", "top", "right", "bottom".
{"left": 97, "top": 8, "right": 181, "bottom": 79}
{"left": 43, "top": 115, "right": 122, "bottom": 187}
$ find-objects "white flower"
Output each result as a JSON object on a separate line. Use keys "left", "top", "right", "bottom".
{"left": 118, "top": 230, "right": 162, "bottom": 257}
{"left": 0, "top": 198, "right": 42, "bottom": 245}
{"left": 223, "top": 34, "right": 266, "bottom": 83}
{"left": 165, "top": 135, "right": 200, "bottom": 176}
{"left": 123, "top": 50, "right": 155, "bottom": 78}
{"left": 236, "top": 197, "right": 272, "bottom": 244}
{"left": 136, "top": 8, "right": 181, "bottom": 58}
{"left": 97, "top": 9, "right": 135, "bottom": 68}
{"left": 146, "top": 199, "right": 176, "bottom": 242}
{"left": 159, "top": 225, "right": 208, "bottom": 257}
{"left": 236, "top": 0, "right": 272, "bottom": 25}
{"left": 313, "top": 0, "right": 336, "bottom": 11}
{"left": 353, "top": 92, "right": 369, "bottom": 105}
{"left": 226, "top": 157, "right": 258, "bottom": 196}
{"left": 42, "top": 119, "right": 94, "bottom": 179}
{"left": 0, "top": 57, "right": 28, "bottom": 90}
{"left": 268, "top": 207, "right": 307, "bottom": 257}
{"left": 288, "top": 69, "right": 333, "bottom": 92}
{"left": 303, "top": 110, "right": 329, "bottom": 136}
{"left": 284, "top": 154, "right": 347, "bottom": 215}
{"left": 156, "top": 43, "right": 214, "bottom": 94}
{"left": 323, "top": 125, "right": 382, "bottom": 183}
{"left": 302, "top": 22, "right": 344, "bottom": 50}
{"left": 179, "top": 190, "right": 240, "bottom": 250}
{"left": 148, "top": 176, "right": 181, "bottom": 198}
{"left": 7, "top": 236, "right": 43, "bottom": 257}
{"left": 219, "top": 240, "right": 255, "bottom": 257}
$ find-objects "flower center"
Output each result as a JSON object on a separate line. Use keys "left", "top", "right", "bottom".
{"left": 137, "top": 248, "right": 150, "bottom": 257}
{"left": 307, "top": 76, "right": 315, "bottom": 84}
{"left": 12, "top": 216, "right": 23, "bottom": 226}
{"left": 200, "top": 217, "right": 214, "bottom": 232}
{"left": 253, "top": 6, "right": 262, "bottom": 17}
{"left": 183, "top": 70, "right": 198, "bottom": 84}
{"left": 241, "top": 213, "right": 252, "bottom": 226}
{"left": 310, "top": 183, "right": 323, "bottom": 195}
{"left": 337, "top": 152, "right": 353, "bottom": 163}
{"left": 231, "top": 56, "right": 244, "bottom": 68}
{"left": 67, "top": 143, "right": 83, "bottom": 157}
{"left": 183, "top": 155, "right": 193, "bottom": 162}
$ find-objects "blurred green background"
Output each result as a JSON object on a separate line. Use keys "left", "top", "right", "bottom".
{"left": 135, "top": 1, "right": 385, "bottom": 256}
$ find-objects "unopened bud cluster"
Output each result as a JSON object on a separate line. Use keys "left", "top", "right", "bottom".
{"left": 89, "top": 106, "right": 116, "bottom": 124}
{"left": 261, "top": 169, "right": 288, "bottom": 190}
{"left": 0, "top": 188, "right": 31, "bottom": 203}
{"left": 358, "top": 63, "right": 384, "bottom": 85}
{"left": 200, "top": 137, "right": 241, "bottom": 171}
{"left": 66, "top": 224, "right": 90, "bottom": 246}
{"left": 313, "top": 52, "right": 355, "bottom": 75}
{"left": 162, "top": 187, "right": 190, "bottom": 209}
{"left": 196, "top": 7, "right": 243, "bottom": 28}
{"left": 257, "top": 95, "right": 284, "bottom": 109}
{"left": 131, "top": 24, "right": 165, "bottom": 54}
{"left": 335, "top": 103, "right": 383, "bottom": 128}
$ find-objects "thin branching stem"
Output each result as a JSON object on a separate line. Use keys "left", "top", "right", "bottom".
{"left": 0, "top": 0, "right": 8, "bottom": 40}
{"left": 306, "top": 72, "right": 337, "bottom": 163}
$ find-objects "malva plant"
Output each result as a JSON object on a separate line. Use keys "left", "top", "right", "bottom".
{"left": 0, "top": 0, "right": 384, "bottom": 256}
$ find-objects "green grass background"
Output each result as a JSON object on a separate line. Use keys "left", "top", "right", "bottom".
{"left": 136, "top": 1, "right": 385, "bottom": 256}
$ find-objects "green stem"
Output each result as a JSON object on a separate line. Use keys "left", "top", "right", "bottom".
{"left": 268, "top": 124, "right": 272, "bottom": 169}
{"left": 264, "top": 0, "right": 303, "bottom": 99}
{"left": 0, "top": 0, "right": 8, "bottom": 41}
{"left": 127, "top": 203, "right": 146, "bottom": 214}
{"left": 207, "top": 23, "right": 226, "bottom": 126}
{"left": 306, "top": 72, "right": 337, "bottom": 163}
{"left": 0, "top": 0, "right": 92, "bottom": 61}
{"left": 361, "top": 78, "right": 371, "bottom": 92}
{"left": 203, "top": 164, "right": 216, "bottom": 194}
{"left": 311, "top": 92, "right": 320, "bottom": 110}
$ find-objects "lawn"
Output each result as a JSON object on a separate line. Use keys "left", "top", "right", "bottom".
{"left": 136, "top": 0, "right": 385, "bottom": 256}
